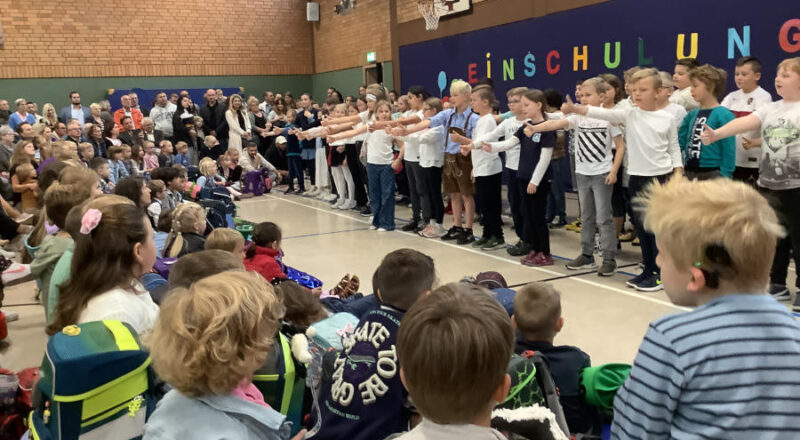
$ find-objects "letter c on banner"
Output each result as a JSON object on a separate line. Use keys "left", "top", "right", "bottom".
{"left": 779, "top": 19, "right": 800, "bottom": 53}
{"left": 546, "top": 50, "right": 561, "bottom": 75}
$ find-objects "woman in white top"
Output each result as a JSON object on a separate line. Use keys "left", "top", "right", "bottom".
{"left": 47, "top": 198, "right": 159, "bottom": 337}
{"left": 225, "top": 94, "right": 252, "bottom": 155}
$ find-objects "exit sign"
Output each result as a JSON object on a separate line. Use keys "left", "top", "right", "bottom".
{"left": 366, "top": 51, "right": 376, "bottom": 63}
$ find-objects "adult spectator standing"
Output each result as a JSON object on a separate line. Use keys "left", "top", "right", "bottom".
{"left": 8, "top": 99, "right": 36, "bottom": 131}
{"left": 169, "top": 93, "right": 179, "bottom": 106}
{"left": 26, "top": 102, "right": 43, "bottom": 124}
{"left": 248, "top": 96, "right": 271, "bottom": 157}
{"left": 63, "top": 119, "right": 83, "bottom": 148}
{"left": 113, "top": 94, "right": 143, "bottom": 131}
{"left": 215, "top": 89, "right": 226, "bottom": 105}
{"left": 173, "top": 95, "right": 198, "bottom": 146}
{"left": 0, "top": 100, "right": 10, "bottom": 126}
{"left": 199, "top": 89, "right": 227, "bottom": 147}
{"left": 129, "top": 92, "right": 149, "bottom": 116}
{"left": 140, "top": 117, "right": 165, "bottom": 146}
{"left": 149, "top": 92, "right": 176, "bottom": 140}
{"left": 118, "top": 116, "right": 144, "bottom": 147}
{"left": 41, "top": 103, "right": 59, "bottom": 127}
{"left": 59, "top": 91, "right": 91, "bottom": 126}
{"left": 0, "top": 126, "right": 15, "bottom": 176}
{"left": 225, "top": 94, "right": 251, "bottom": 155}
{"left": 259, "top": 91, "right": 274, "bottom": 115}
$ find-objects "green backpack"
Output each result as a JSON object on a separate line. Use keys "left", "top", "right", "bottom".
{"left": 28, "top": 320, "right": 156, "bottom": 440}
{"left": 252, "top": 332, "right": 305, "bottom": 436}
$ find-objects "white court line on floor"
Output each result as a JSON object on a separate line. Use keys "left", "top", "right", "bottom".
{"left": 264, "top": 194, "right": 688, "bottom": 311}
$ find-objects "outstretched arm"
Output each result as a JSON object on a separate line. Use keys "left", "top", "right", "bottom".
{"left": 700, "top": 114, "right": 761, "bottom": 145}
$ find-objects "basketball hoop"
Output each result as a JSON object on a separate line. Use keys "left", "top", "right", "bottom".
{"left": 417, "top": 0, "right": 440, "bottom": 31}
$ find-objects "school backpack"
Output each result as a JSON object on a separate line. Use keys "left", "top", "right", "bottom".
{"left": 28, "top": 320, "right": 158, "bottom": 440}
{"left": 494, "top": 351, "right": 571, "bottom": 437}
{"left": 197, "top": 199, "right": 233, "bottom": 231}
{"left": 186, "top": 166, "right": 200, "bottom": 183}
{"left": 206, "top": 187, "right": 237, "bottom": 216}
{"left": 251, "top": 332, "right": 305, "bottom": 436}
{"left": 242, "top": 170, "right": 267, "bottom": 196}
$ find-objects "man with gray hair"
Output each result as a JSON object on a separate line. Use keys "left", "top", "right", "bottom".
{"left": 0, "top": 125, "right": 15, "bottom": 177}
{"left": 64, "top": 119, "right": 83, "bottom": 147}
{"left": 141, "top": 117, "right": 165, "bottom": 146}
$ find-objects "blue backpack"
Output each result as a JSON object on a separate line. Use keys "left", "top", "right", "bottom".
{"left": 28, "top": 321, "right": 158, "bottom": 440}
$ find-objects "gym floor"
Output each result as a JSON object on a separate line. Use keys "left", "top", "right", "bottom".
{"left": 1, "top": 189, "right": 796, "bottom": 369}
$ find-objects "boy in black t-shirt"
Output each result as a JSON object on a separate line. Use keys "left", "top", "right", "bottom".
{"left": 311, "top": 249, "right": 436, "bottom": 440}
{"left": 513, "top": 282, "right": 598, "bottom": 435}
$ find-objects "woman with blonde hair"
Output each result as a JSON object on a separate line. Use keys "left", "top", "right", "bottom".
{"left": 248, "top": 96, "right": 271, "bottom": 156}
{"left": 41, "top": 103, "right": 59, "bottom": 128}
{"left": 225, "top": 94, "right": 252, "bottom": 154}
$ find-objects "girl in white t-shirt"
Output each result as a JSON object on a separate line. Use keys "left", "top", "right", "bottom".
{"left": 47, "top": 197, "right": 159, "bottom": 337}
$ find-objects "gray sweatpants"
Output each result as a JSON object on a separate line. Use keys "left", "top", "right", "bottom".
{"left": 576, "top": 173, "right": 616, "bottom": 261}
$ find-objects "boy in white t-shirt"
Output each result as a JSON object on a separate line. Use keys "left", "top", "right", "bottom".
{"left": 670, "top": 58, "right": 701, "bottom": 111}
{"left": 563, "top": 68, "right": 683, "bottom": 291}
{"left": 527, "top": 78, "right": 624, "bottom": 276}
{"left": 657, "top": 71, "right": 688, "bottom": 125}
{"left": 703, "top": 57, "right": 800, "bottom": 309}
{"left": 720, "top": 56, "right": 773, "bottom": 185}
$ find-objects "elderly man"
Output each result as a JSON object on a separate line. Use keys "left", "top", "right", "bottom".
{"left": 118, "top": 116, "right": 144, "bottom": 147}
{"left": 0, "top": 126, "right": 15, "bottom": 175}
{"left": 8, "top": 99, "right": 35, "bottom": 131}
{"left": 113, "top": 94, "right": 143, "bottom": 131}
{"left": 149, "top": 92, "right": 176, "bottom": 139}
{"left": 215, "top": 89, "right": 226, "bottom": 105}
{"left": 140, "top": 117, "right": 165, "bottom": 146}
{"left": 129, "top": 92, "right": 149, "bottom": 116}
{"left": 59, "top": 91, "right": 91, "bottom": 125}
{"left": 63, "top": 119, "right": 83, "bottom": 147}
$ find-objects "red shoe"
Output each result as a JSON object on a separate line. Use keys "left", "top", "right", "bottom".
{"left": 536, "top": 253, "right": 554, "bottom": 266}
{"left": 520, "top": 251, "right": 540, "bottom": 266}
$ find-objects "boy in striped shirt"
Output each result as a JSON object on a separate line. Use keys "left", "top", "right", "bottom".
{"left": 612, "top": 177, "right": 800, "bottom": 439}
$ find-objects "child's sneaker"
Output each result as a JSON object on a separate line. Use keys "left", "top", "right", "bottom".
{"left": 323, "top": 192, "right": 338, "bottom": 202}
{"left": 769, "top": 284, "right": 791, "bottom": 301}
{"left": 359, "top": 207, "right": 372, "bottom": 217}
{"left": 619, "top": 230, "right": 636, "bottom": 242}
{"left": 522, "top": 252, "right": 553, "bottom": 267}
{"left": 369, "top": 225, "right": 378, "bottom": 230}
{"left": 471, "top": 236, "right": 489, "bottom": 248}
{"left": 344, "top": 200, "right": 358, "bottom": 210}
{"left": 506, "top": 241, "right": 531, "bottom": 256}
{"left": 402, "top": 221, "right": 419, "bottom": 232}
{"left": 423, "top": 223, "right": 448, "bottom": 238}
{"left": 626, "top": 271, "right": 649, "bottom": 288}
{"left": 565, "top": 220, "right": 581, "bottom": 232}
{"left": 377, "top": 227, "right": 389, "bottom": 232}
{"left": 548, "top": 216, "right": 566, "bottom": 229}
{"left": 565, "top": 254, "right": 596, "bottom": 270}
{"left": 520, "top": 251, "right": 540, "bottom": 266}
{"left": 456, "top": 228, "right": 475, "bottom": 245}
{"left": 480, "top": 236, "right": 506, "bottom": 251}
{"left": 284, "top": 188, "right": 295, "bottom": 195}
{"left": 598, "top": 260, "right": 617, "bottom": 277}
{"left": 633, "top": 272, "right": 664, "bottom": 292}
{"left": 441, "top": 226, "right": 463, "bottom": 241}
{"left": 2, "top": 262, "right": 31, "bottom": 284}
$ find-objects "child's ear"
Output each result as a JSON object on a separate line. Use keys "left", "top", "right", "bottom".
{"left": 754, "top": 72, "right": 762, "bottom": 82}
{"left": 399, "top": 368, "right": 408, "bottom": 391}
{"left": 511, "top": 315, "right": 517, "bottom": 332}
{"left": 555, "top": 316, "right": 565, "bottom": 333}
{"left": 688, "top": 266, "right": 709, "bottom": 292}
{"left": 132, "top": 242, "right": 144, "bottom": 266}
{"left": 492, "top": 373, "right": 511, "bottom": 404}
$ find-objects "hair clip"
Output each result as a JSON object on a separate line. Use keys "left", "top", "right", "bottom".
{"left": 44, "top": 220, "right": 60, "bottom": 236}
{"left": 366, "top": 93, "right": 377, "bottom": 102}
{"left": 79, "top": 209, "right": 102, "bottom": 235}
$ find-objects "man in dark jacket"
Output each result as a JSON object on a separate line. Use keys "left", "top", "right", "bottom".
{"left": 118, "top": 116, "right": 144, "bottom": 148}
{"left": 199, "top": 89, "right": 228, "bottom": 146}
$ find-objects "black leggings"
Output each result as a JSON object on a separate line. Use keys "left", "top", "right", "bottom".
{"left": 0, "top": 210, "right": 18, "bottom": 241}
{"left": 419, "top": 165, "right": 444, "bottom": 223}
{"left": 345, "top": 143, "right": 368, "bottom": 206}
{"left": 520, "top": 179, "right": 551, "bottom": 254}
{"left": 475, "top": 172, "right": 504, "bottom": 239}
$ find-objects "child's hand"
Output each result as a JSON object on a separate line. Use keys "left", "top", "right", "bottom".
{"left": 605, "top": 172, "right": 617, "bottom": 185}
{"left": 336, "top": 146, "right": 346, "bottom": 153}
{"left": 527, "top": 183, "right": 537, "bottom": 194}
{"left": 460, "top": 144, "right": 472, "bottom": 156}
{"left": 304, "top": 110, "right": 312, "bottom": 118}
{"left": 523, "top": 122, "right": 540, "bottom": 137}
{"left": 391, "top": 158, "right": 402, "bottom": 171}
{"left": 482, "top": 144, "right": 492, "bottom": 153}
{"left": 700, "top": 124, "right": 716, "bottom": 145}
{"left": 290, "top": 429, "right": 308, "bottom": 440}
{"left": 561, "top": 94, "right": 579, "bottom": 114}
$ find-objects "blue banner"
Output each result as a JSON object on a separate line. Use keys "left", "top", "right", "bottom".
{"left": 399, "top": 0, "right": 800, "bottom": 105}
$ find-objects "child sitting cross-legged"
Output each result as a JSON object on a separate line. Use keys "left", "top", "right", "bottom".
{"left": 512, "top": 282, "right": 598, "bottom": 435}
{"left": 313, "top": 248, "right": 437, "bottom": 440}
{"left": 395, "top": 282, "right": 513, "bottom": 440}
{"left": 143, "top": 271, "right": 307, "bottom": 440}
{"left": 612, "top": 177, "right": 800, "bottom": 438}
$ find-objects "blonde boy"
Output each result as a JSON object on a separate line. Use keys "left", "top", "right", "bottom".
{"left": 205, "top": 227, "right": 246, "bottom": 256}
{"left": 396, "top": 283, "right": 512, "bottom": 439}
{"left": 613, "top": 177, "right": 800, "bottom": 439}
{"left": 657, "top": 71, "right": 688, "bottom": 124}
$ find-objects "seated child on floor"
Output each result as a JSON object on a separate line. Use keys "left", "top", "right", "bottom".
{"left": 395, "top": 282, "right": 513, "bottom": 440}
{"left": 313, "top": 249, "right": 437, "bottom": 440}
{"left": 144, "top": 271, "right": 305, "bottom": 440}
{"left": 513, "top": 282, "right": 597, "bottom": 434}
{"left": 243, "top": 222, "right": 286, "bottom": 282}
{"left": 167, "top": 249, "right": 245, "bottom": 290}
{"left": 163, "top": 202, "right": 206, "bottom": 258}
{"left": 205, "top": 227, "right": 246, "bottom": 257}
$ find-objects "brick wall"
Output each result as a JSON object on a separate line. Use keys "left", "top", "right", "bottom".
{"left": 312, "top": 0, "right": 391, "bottom": 73}
{"left": 396, "top": 0, "right": 487, "bottom": 24}
{"left": 0, "top": 0, "right": 314, "bottom": 79}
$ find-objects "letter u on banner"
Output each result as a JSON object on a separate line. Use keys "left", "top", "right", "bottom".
{"left": 677, "top": 33, "right": 698, "bottom": 59}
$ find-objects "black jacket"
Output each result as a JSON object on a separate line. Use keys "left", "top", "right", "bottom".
{"left": 119, "top": 130, "right": 144, "bottom": 148}
{"left": 199, "top": 102, "right": 229, "bottom": 140}
{"left": 294, "top": 108, "right": 320, "bottom": 150}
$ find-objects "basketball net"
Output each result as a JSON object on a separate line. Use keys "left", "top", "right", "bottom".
{"left": 417, "top": 0, "right": 440, "bottom": 30}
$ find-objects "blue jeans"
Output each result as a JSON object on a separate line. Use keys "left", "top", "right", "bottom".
{"left": 367, "top": 163, "right": 396, "bottom": 230}
{"left": 546, "top": 157, "right": 567, "bottom": 222}
{"left": 287, "top": 155, "right": 305, "bottom": 191}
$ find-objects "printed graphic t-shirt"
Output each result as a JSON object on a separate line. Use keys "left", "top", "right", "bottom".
{"left": 754, "top": 100, "right": 800, "bottom": 190}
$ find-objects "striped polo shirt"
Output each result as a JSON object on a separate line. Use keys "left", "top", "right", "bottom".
{"left": 612, "top": 294, "right": 800, "bottom": 439}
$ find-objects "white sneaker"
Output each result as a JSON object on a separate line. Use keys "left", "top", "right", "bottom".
{"left": 323, "top": 193, "right": 338, "bottom": 202}
{"left": 344, "top": 200, "right": 357, "bottom": 210}
{"left": 316, "top": 190, "right": 329, "bottom": 200}
{"left": 2, "top": 263, "right": 31, "bottom": 284}
{"left": 369, "top": 225, "right": 377, "bottom": 230}
{"left": 332, "top": 200, "right": 345, "bottom": 210}
{"left": 306, "top": 187, "right": 320, "bottom": 197}
{"left": 377, "top": 228, "right": 388, "bottom": 232}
